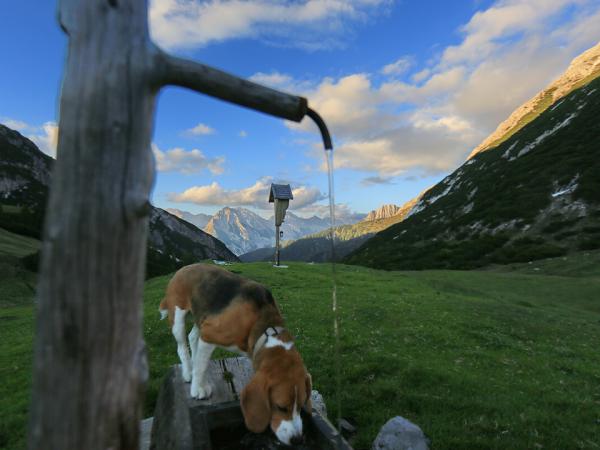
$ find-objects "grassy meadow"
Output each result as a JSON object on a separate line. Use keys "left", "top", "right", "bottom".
{"left": 1, "top": 250, "right": 600, "bottom": 449}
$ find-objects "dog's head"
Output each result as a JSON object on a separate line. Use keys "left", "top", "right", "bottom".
{"left": 241, "top": 348, "right": 312, "bottom": 445}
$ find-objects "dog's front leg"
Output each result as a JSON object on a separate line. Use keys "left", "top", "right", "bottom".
{"left": 190, "top": 337, "right": 216, "bottom": 399}
{"left": 172, "top": 307, "right": 192, "bottom": 382}
{"left": 188, "top": 325, "right": 199, "bottom": 367}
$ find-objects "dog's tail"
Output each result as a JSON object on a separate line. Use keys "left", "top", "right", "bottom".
{"left": 159, "top": 297, "right": 169, "bottom": 321}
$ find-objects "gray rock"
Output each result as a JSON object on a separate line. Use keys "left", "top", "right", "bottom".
{"left": 372, "top": 416, "right": 429, "bottom": 450}
{"left": 311, "top": 390, "right": 327, "bottom": 417}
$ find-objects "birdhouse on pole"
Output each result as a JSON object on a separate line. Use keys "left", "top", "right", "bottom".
{"left": 269, "top": 184, "right": 293, "bottom": 266}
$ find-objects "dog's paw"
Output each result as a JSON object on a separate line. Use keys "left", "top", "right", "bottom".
{"left": 190, "top": 381, "right": 213, "bottom": 399}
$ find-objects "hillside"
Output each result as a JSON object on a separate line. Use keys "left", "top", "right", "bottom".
{"left": 0, "top": 125, "right": 52, "bottom": 238}
{"left": 3, "top": 256, "right": 600, "bottom": 449}
{"left": 346, "top": 75, "right": 600, "bottom": 270}
{"left": 241, "top": 198, "right": 420, "bottom": 262}
{"left": 0, "top": 124, "right": 237, "bottom": 276}
{"left": 469, "top": 42, "right": 600, "bottom": 157}
{"left": 146, "top": 208, "right": 238, "bottom": 277}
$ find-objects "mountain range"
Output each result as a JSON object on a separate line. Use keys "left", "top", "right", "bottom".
{"left": 4, "top": 43, "right": 599, "bottom": 273}
{"left": 240, "top": 200, "right": 419, "bottom": 262}
{"left": 0, "top": 125, "right": 238, "bottom": 277}
{"left": 167, "top": 202, "right": 368, "bottom": 256}
{"left": 346, "top": 43, "right": 600, "bottom": 269}
{"left": 201, "top": 207, "right": 332, "bottom": 255}
{"left": 166, "top": 208, "right": 212, "bottom": 229}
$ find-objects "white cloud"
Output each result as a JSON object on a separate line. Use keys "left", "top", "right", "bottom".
{"left": 289, "top": 184, "right": 327, "bottom": 209}
{"left": 249, "top": 72, "right": 294, "bottom": 89}
{"left": 282, "top": 0, "right": 600, "bottom": 178}
{"left": 185, "top": 122, "right": 215, "bottom": 136}
{"left": 289, "top": 73, "right": 393, "bottom": 139}
{"left": 439, "top": 0, "right": 576, "bottom": 67}
{"left": 296, "top": 202, "right": 365, "bottom": 223}
{"left": 153, "top": 144, "right": 225, "bottom": 175}
{"left": 411, "top": 68, "right": 431, "bottom": 83}
{"left": 169, "top": 176, "right": 326, "bottom": 210}
{"left": 381, "top": 56, "right": 412, "bottom": 76}
{"left": 1, "top": 118, "right": 28, "bottom": 131}
{"left": 331, "top": 128, "right": 470, "bottom": 176}
{"left": 149, "top": 0, "right": 392, "bottom": 50}
{"left": 29, "top": 122, "right": 59, "bottom": 158}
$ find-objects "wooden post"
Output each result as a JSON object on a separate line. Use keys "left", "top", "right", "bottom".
{"left": 28, "top": 1, "right": 307, "bottom": 449}
{"left": 275, "top": 225, "right": 281, "bottom": 266}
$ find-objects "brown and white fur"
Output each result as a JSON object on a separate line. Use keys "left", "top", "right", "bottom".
{"left": 159, "top": 263, "right": 312, "bottom": 445}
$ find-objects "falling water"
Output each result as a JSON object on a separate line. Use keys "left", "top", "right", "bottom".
{"left": 325, "top": 148, "right": 343, "bottom": 446}
{"left": 307, "top": 107, "right": 343, "bottom": 447}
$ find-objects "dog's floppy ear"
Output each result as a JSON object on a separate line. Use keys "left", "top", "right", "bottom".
{"left": 241, "top": 371, "right": 271, "bottom": 432}
{"left": 303, "top": 372, "right": 313, "bottom": 414}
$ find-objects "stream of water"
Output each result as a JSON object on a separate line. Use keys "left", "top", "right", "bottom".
{"left": 325, "top": 149, "right": 343, "bottom": 448}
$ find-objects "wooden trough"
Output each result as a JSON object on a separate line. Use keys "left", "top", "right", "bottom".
{"left": 150, "top": 357, "right": 352, "bottom": 449}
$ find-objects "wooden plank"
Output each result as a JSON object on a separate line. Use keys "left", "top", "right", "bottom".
{"left": 224, "top": 357, "right": 254, "bottom": 399}
{"left": 184, "top": 357, "right": 254, "bottom": 407}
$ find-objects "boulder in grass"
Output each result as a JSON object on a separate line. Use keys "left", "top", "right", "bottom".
{"left": 372, "top": 416, "right": 429, "bottom": 450}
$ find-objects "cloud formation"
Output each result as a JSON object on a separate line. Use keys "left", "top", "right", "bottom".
{"left": 380, "top": 56, "right": 412, "bottom": 76}
{"left": 153, "top": 144, "right": 225, "bottom": 175}
{"left": 275, "top": 0, "right": 600, "bottom": 178}
{"left": 185, "top": 122, "right": 215, "bottom": 136}
{"left": 361, "top": 175, "right": 396, "bottom": 186}
{"left": 149, "top": 0, "right": 391, "bottom": 50}
{"left": 169, "top": 176, "right": 326, "bottom": 210}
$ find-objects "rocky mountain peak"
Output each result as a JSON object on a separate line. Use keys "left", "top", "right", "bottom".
{"left": 363, "top": 204, "right": 401, "bottom": 222}
{"left": 469, "top": 41, "right": 600, "bottom": 158}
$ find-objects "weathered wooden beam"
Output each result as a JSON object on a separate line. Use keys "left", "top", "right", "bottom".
{"left": 29, "top": 1, "right": 157, "bottom": 449}
{"left": 156, "top": 51, "right": 308, "bottom": 122}
{"left": 28, "top": 1, "right": 312, "bottom": 449}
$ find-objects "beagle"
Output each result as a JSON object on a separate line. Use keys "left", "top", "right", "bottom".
{"left": 159, "top": 263, "right": 312, "bottom": 445}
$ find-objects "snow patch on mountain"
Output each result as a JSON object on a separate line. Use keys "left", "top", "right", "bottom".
{"left": 551, "top": 176, "right": 579, "bottom": 198}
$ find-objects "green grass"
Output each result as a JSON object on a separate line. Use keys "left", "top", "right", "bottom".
{"left": 484, "top": 249, "right": 600, "bottom": 278}
{"left": 0, "top": 205, "right": 23, "bottom": 214}
{"left": 2, "top": 259, "right": 600, "bottom": 449}
{"left": 0, "top": 305, "right": 34, "bottom": 450}
{"left": 0, "top": 228, "right": 39, "bottom": 258}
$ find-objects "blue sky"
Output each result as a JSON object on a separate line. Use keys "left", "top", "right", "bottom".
{"left": 2, "top": 0, "right": 599, "bottom": 220}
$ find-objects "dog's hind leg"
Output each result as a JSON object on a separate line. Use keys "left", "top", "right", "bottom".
{"left": 172, "top": 306, "right": 192, "bottom": 382}
{"left": 188, "top": 325, "right": 199, "bottom": 366}
{"left": 190, "top": 336, "right": 216, "bottom": 399}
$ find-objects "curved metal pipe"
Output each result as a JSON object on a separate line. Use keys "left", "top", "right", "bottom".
{"left": 307, "top": 108, "right": 333, "bottom": 150}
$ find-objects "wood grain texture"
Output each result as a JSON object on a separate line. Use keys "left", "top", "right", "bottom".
{"left": 29, "top": 1, "right": 157, "bottom": 449}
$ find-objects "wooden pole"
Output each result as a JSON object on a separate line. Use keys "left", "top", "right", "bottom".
{"left": 275, "top": 225, "right": 281, "bottom": 266}
{"left": 28, "top": 1, "right": 307, "bottom": 449}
